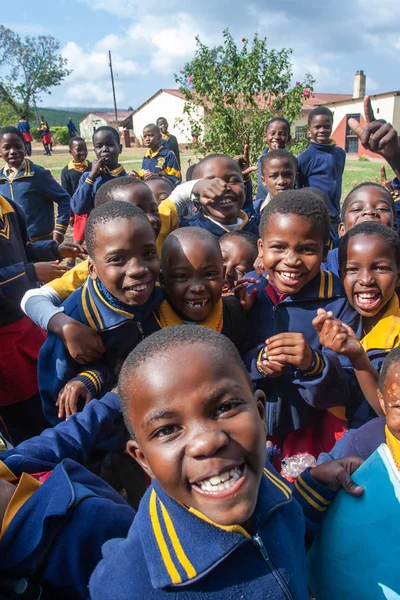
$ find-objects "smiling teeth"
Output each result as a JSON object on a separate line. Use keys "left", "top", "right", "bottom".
{"left": 279, "top": 272, "right": 300, "bottom": 280}
{"left": 127, "top": 283, "right": 148, "bottom": 292}
{"left": 186, "top": 300, "right": 208, "bottom": 308}
{"left": 195, "top": 467, "right": 242, "bottom": 493}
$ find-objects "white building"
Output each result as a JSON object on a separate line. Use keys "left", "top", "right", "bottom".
{"left": 79, "top": 110, "right": 134, "bottom": 141}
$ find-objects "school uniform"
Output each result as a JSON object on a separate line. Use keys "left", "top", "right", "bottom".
{"left": 17, "top": 118, "right": 33, "bottom": 156}
{"left": 0, "top": 458, "right": 134, "bottom": 600}
{"left": 139, "top": 145, "right": 181, "bottom": 185}
{"left": 244, "top": 270, "right": 359, "bottom": 455}
{"left": 38, "top": 277, "right": 164, "bottom": 425}
{"left": 70, "top": 165, "right": 127, "bottom": 215}
{"left": 257, "top": 147, "right": 269, "bottom": 200}
{"left": 89, "top": 464, "right": 336, "bottom": 600}
{"left": 184, "top": 208, "right": 260, "bottom": 238}
{"left": 297, "top": 141, "right": 346, "bottom": 222}
{"left": 0, "top": 195, "right": 61, "bottom": 444}
{"left": 161, "top": 132, "right": 181, "bottom": 167}
{"left": 317, "top": 416, "right": 386, "bottom": 464}
{"left": 61, "top": 159, "right": 92, "bottom": 241}
{"left": 0, "top": 159, "right": 70, "bottom": 241}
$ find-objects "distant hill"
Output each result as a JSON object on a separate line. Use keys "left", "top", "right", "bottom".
{"left": 38, "top": 108, "right": 87, "bottom": 126}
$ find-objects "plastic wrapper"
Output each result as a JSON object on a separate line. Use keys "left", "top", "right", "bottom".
{"left": 281, "top": 453, "right": 316, "bottom": 479}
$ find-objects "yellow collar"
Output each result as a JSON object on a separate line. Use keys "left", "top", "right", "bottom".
{"left": 385, "top": 425, "right": 400, "bottom": 472}
{"left": 100, "top": 164, "right": 125, "bottom": 177}
{"left": 161, "top": 132, "right": 170, "bottom": 140}
{"left": 154, "top": 299, "right": 223, "bottom": 332}
{"left": 0, "top": 463, "right": 41, "bottom": 540}
{"left": 68, "top": 159, "right": 89, "bottom": 171}
{"left": 0, "top": 194, "right": 14, "bottom": 217}
{"left": 361, "top": 294, "right": 400, "bottom": 353}
{"left": 145, "top": 146, "right": 163, "bottom": 159}
{"left": 203, "top": 210, "right": 250, "bottom": 234}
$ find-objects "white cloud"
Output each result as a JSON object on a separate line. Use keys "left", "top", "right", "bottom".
{"left": 77, "top": 0, "right": 138, "bottom": 17}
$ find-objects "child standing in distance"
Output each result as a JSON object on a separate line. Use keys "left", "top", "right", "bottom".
{"left": 0, "top": 126, "right": 70, "bottom": 243}
{"left": 90, "top": 325, "right": 363, "bottom": 600}
{"left": 257, "top": 117, "right": 292, "bottom": 201}
{"left": 71, "top": 126, "right": 127, "bottom": 216}
{"left": 138, "top": 123, "right": 181, "bottom": 185}
{"left": 39, "top": 115, "right": 52, "bottom": 155}
{"left": 254, "top": 149, "right": 298, "bottom": 212}
{"left": 245, "top": 189, "right": 358, "bottom": 462}
{"left": 156, "top": 116, "right": 181, "bottom": 168}
{"left": 38, "top": 202, "right": 163, "bottom": 425}
{"left": 297, "top": 106, "right": 346, "bottom": 227}
{"left": 219, "top": 231, "right": 258, "bottom": 294}
{"left": 314, "top": 222, "right": 400, "bottom": 426}
{"left": 17, "top": 115, "right": 33, "bottom": 156}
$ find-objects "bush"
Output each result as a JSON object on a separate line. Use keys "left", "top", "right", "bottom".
{"left": 359, "top": 154, "right": 370, "bottom": 162}
{"left": 289, "top": 137, "right": 310, "bottom": 156}
{"left": 52, "top": 126, "right": 69, "bottom": 145}
{"left": 31, "top": 128, "right": 41, "bottom": 142}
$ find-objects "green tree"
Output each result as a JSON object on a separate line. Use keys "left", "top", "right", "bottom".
{"left": 175, "top": 29, "right": 314, "bottom": 160}
{"left": 0, "top": 26, "right": 71, "bottom": 119}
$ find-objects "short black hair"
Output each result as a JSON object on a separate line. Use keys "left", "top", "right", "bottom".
{"left": 260, "top": 149, "right": 298, "bottom": 173}
{"left": 85, "top": 201, "right": 151, "bottom": 257}
{"left": 20, "top": 115, "right": 26, "bottom": 119}
{"left": 161, "top": 227, "right": 222, "bottom": 264}
{"left": 219, "top": 230, "right": 258, "bottom": 257}
{"left": 144, "top": 174, "right": 175, "bottom": 190}
{"left": 339, "top": 221, "right": 400, "bottom": 271}
{"left": 308, "top": 106, "right": 333, "bottom": 126}
{"left": 92, "top": 125, "right": 120, "bottom": 145}
{"left": 265, "top": 117, "right": 291, "bottom": 134}
{"left": 379, "top": 346, "right": 400, "bottom": 392}
{"left": 0, "top": 126, "right": 25, "bottom": 143}
{"left": 156, "top": 117, "right": 167, "bottom": 125}
{"left": 186, "top": 163, "right": 197, "bottom": 181}
{"left": 118, "top": 325, "right": 253, "bottom": 439}
{"left": 340, "top": 182, "right": 396, "bottom": 222}
{"left": 143, "top": 123, "right": 160, "bottom": 134}
{"left": 259, "top": 188, "right": 331, "bottom": 243}
{"left": 94, "top": 176, "right": 150, "bottom": 208}
{"left": 193, "top": 154, "right": 242, "bottom": 179}
{"left": 68, "top": 135, "right": 86, "bottom": 149}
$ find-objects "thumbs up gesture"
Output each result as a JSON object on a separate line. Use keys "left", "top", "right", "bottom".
{"left": 348, "top": 96, "right": 400, "bottom": 162}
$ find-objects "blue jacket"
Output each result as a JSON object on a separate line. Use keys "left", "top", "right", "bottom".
{"left": 0, "top": 195, "right": 61, "bottom": 326}
{"left": 0, "top": 160, "right": 71, "bottom": 241}
{"left": 244, "top": 270, "right": 360, "bottom": 435}
{"left": 140, "top": 145, "right": 181, "bottom": 185}
{"left": 297, "top": 142, "right": 346, "bottom": 220}
{"left": 322, "top": 247, "right": 339, "bottom": 276}
{"left": 90, "top": 465, "right": 336, "bottom": 600}
{"left": 0, "top": 458, "right": 134, "bottom": 600}
{"left": 184, "top": 209, "right": 260, "bottom": 238}
{"left": 70, "top": 165, "right": 127, "bottom": 215}
{"left": 38, "top": 278, "right": 163, "bottom": 425}
{"left": 317, "top": 416, "right": 386, "bottom": 464}
{"left": 257, "top": 147, "right": 269, "bottom": 200}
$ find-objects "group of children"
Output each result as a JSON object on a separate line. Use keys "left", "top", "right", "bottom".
{"left": 1, "top": 98, "right": 400, "bottom": 599}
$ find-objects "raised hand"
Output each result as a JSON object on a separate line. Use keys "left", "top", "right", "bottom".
{"left": 34, "top": 261, "right": 68, "bottom": 283}
{"left": 380, "top": 165, "right": 394, "bottom": 193}
{"left": 264, "top": 332, "right": 314, "bottom": 372}
{"left": 56, "top": 380, "right": 92, "bottom": 420}
{"left": 232, "top": 277, "right": 259, "bottom": 311}
{"left": 233, "top": 143, "right": 258, "bottom": 176}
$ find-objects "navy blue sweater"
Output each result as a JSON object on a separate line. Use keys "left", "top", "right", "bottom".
{"left": 70, "top": 165, "right": 127, "bottom": 215}
{"left": 317, "top": 416, "right": 386, "bottom": 464}
{"left": 297, "top": 142, "right": 346, "bottom": 220}
{"left": 184, "top": 209, "right": 260, "bottom": 238}
{"left": 0, "top": 195, "right": 61, "bottom": 326}
{"left": 0, "top": 160, "right": 71, "bottom": 241}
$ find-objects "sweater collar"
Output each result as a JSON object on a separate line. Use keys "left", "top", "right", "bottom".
{"left": 137, "top": 466, "right": 292, "bottom": 589}
{"left": 360, "top": 294, "right": 400, "bottom": 353}
{"left": 264, "top": 269, "right": 343, "bottom": 304}
{"left": 68, "top": 159, "right": 89, "bottom": 172}
{"left": 201, "top": 210, "right": 250, "bottom": 234}
{"left": 154, "top": 298, "right": 223, "bottom": 332}
{"left": 0, "top": 159, "right": 33, "bottom": 180}
{"left": 145, "top": 146, "right": 163, "bottom": 159}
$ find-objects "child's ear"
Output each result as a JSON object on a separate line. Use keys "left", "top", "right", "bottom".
{"left": 126, "top": 440, "right": 155, "bottom": 479}
{"left": 377, "top": 389, "right": 387, "bottom": 416}
{"left": 254, "top": 389, "right": 266, "bottom": 419}
{"left": 261, "top": 175, "right": 266, "bottom": 185}
{"left": 338, "top": 222, "right": 345, "bottom": 238}
{"left": 88, "top": 258, "right": 98, "bottom": 281}
{"left": 118, "top": 144, "right": 123, "bottom": 154}
{"left": 257, "top": 238, "right": 264, "bottom": 259}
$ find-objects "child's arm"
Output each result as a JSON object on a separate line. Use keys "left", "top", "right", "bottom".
{"left": 313, "top": 309, "right": 383, "bottom": 415}
{"left": 70, "top": 159, "right": 105, "bottom": 215}
{"left": 161, "top": 150, "right": 181, "bottom": 184}
{"left": 61, "top": 167, "right": 74, "bottom": 197}
{"left": 41, "top": 170, "right": 71, "bottom": 243}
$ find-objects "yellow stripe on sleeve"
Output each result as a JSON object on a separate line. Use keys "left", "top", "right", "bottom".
{"left": 159, "top": 501, "right": 197, "bottom": 579}
{"left": 149, "top": 490, "right": 182, "bottom": 584}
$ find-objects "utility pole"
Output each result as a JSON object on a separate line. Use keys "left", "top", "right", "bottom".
{"left": 108, "top": 51, "right": 118, "bottom": 126}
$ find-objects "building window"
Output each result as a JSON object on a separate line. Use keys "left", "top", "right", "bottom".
{"left": 295, "top": 126, "right": 307, "bottom": 141}
{"left": 345, "top": 113, "right": 360, "bottom": 153}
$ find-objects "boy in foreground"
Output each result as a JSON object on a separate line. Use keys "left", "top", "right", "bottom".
{"left": 90, "top": 325, "right": 363, "bottom": 600}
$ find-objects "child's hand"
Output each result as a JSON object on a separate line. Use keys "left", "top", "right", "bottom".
{"left": 253, "top": 256, "right": 265, "bottom": 278}
{"left": 34, "top": 261, "right": 69, "bottom": 283}
{"left": 232, "top": 277, "right": 259, "bottom": 311}
{"left": 313, "top": 309, "right": 362, "bottom": 362}
{"left": 380, "top": 165, "right": 394, "bottom": 192}
{"left": 130, "top": 170, "right": 141, "bottom": 178}
{"left": 264, "top": 332, "right": 313, "bottom": 371}
{"left": 60, "top": 320, "right": 105, "bottom": 364}
{"left": 56, "top": 380, "right": 92, "bottom": 419}
{"left": 53, "top": 232, "right": 65, "bottom": 244}
{"left": 348, "top": 96, "right": 400, "bottom": 161}
{"left": 193, "top": 178, "right": 228, "bottom": 206}
{"left": 233, "top": 144, "right": 258, "bottom": 176}
{"left": 256, "top": 355, "right": 285, "bottom": 378}
{"left": 143, "top": 171, "right": 156, "bottom": 180}
{"left": 89, "top": 158, "right": 107, "bottom": 180}
{"left": 57, "top": 241, "right": 87, "bottom": 260}
{"left": 310, "top": 457, "right": 364, "bottom": 497}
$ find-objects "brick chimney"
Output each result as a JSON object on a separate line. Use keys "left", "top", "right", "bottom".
{"left": 353, "top": 70, "right": 366, "bottom": 99}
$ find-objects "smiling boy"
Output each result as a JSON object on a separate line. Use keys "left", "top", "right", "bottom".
{"left": 139, "top": 123, "right": 181, "bottom": 185}
{"left": 254, "top": 149, "right": 298, "bottom": 212}
{"left": 257, "top": 117, "right": 292, "bottom": 201}
{"left": 89, "top": 325, "right": 363, "bottom": 600}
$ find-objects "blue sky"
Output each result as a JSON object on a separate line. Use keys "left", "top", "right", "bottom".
{"left": 3, "top": 0, "right": 400, "bottom": 109}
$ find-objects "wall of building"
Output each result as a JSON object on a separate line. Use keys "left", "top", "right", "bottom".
{"left": 79, "top": 114, "right": 108, "bottom": 141}
{"left": 132, "top": 92, "right": 203, "bottom": 145}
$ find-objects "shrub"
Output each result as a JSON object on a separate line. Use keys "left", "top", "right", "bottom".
{"left": 359, "top": 154, "right": 370, "bottom": 162}
{"left": 52, "top": 126, "right": 69, "bottom": 145}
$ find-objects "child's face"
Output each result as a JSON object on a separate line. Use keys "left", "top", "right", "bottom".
{"left": 70, "top": 140, "right": 88, "bottom": 163}
{"left": 342, "top": 234, "right": 399, "bottom": 319}
{"left": 197, "top": 157, "right": 245, "bottom": 225}
{"left": 259, "top": 213, "right": 326, "bottom": 294}
{"left": 308, "top": 115, "right": 332, "bottom": 145}
{"left": 261, "top": 158, "right": 297, "bottom": 199}
{"left": 126, "top": 344, "right": 267, "bottom": 527}
{"left": 143, "top": 126, "right": 161, "bottom": 150}
{"left": 339, "top": 186, "right": 395, "bottom": 237}
{"left": 145, "top": 178, "right": 172, "bottom": 204}
{"left": 378, "top": 363, "right": 400, "bottom": 441}
{"left": 162, "top": 239, "right": 223, "bottom": 322}
{"left": 93, "top": 131, "right": 121, "bottom": 168}
{"left": 88, "top": 217, "right": 160, "bottom": 306}
{"left": 264, "top": 121, "right": 290, "bottom": 149}
{"left": 114, "top": 184, "right": 162, "bottom": 239}
{"left": 0, "top": 133, "right": 25, "bottom": 168}
{"left": 219, "top": 237, "right": 257, "bottom": 293}
{"left": 157, "top": 119, "right": 168, "bottom": 134}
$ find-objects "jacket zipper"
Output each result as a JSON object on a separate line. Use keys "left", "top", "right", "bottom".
{"left": 253, "top": 533, "right": 294, "bottom": 600}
